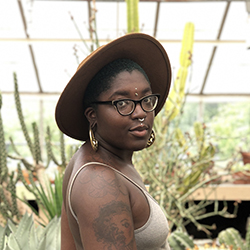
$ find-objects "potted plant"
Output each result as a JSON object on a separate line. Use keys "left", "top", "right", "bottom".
{"left": 231, "top": 150, "right": 250, "bottom": 184}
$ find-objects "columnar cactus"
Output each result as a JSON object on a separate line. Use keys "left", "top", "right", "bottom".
{"left": 165, "top": 22, "right": 194, "bottom": 121}
{"left": 0, "top": 92, "right": 8, "bottom": 183}
{"left": 126, "top": 0, "right": 139, "bottom": 33}
{"left": 13, "top": 73, "right": 35, "bottom": 160}
{"left": 0, "top": 74, "right": 72, "bottom": 224}
{"left": 12, "top": 73, "right": 68, "bottom": 178}
{"left": 0, "top": 91, "right": 32, "bottom": 224}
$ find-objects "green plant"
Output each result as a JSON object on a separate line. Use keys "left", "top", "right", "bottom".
{"left": 0, "top": 91, "right": 29, "bottom": 224}
{"left": 168, "top": 230, "right": 194, "bottom": 250}
{"left": 207, "top": 102, "right": 250, "bottom": 159}
{"left": 0, "top": 213, "right": 61, "bottom": 250}
{"left": 17, "top": 171, "right": 63, "bottom": 224}
{"left": 230, "top": 156, "right": 250, "bottom": 174}
{"left": 0, "top": 1, "right": 97, "bottom": 224}
{"left": 218, "top": 223, "right": 250, "bottom": 250}
{"left": 0, "top": 92, "right": 8, "bottom": 183}
{"left": 165, "top": 22, "right": 194, "bottom": 121}
{"left": 134, "top": 118, "right": 237, "bottom": 234}
{"left": 133, "top": 23, "right": 238, "bottom": 235}
{"left": 126, "top": 0, "right": 139, "bottom": 33}
{"left": 11, "top": 73, "right": 68, "bottom": 176}
{"left": 0, "top": 74, "right": 74, "bottom": 224}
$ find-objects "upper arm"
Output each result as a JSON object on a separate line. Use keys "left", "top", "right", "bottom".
{"left": 71, "top": 165, "right": 137, "bottom": 249}
{"left": 61, "top": 203, "right": 76, "bottom": 250}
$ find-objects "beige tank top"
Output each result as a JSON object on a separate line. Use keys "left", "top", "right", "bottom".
{"left": 68, "top": 162, "right": 170, "bottom": 250}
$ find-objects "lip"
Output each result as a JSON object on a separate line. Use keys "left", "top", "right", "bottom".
{"left": 129, "top": 124, "right": 148, "bottom": 137}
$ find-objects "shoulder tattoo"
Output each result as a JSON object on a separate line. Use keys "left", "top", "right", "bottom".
{"left": 93, "top": 200, "right": 135, "bottom": 250}
{"left": 80, "top": 166, "right": 127, "bottom": 199}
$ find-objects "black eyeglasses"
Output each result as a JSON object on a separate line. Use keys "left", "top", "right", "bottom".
{"left": 92, "top": 94, "right": 160, "bottom": 116}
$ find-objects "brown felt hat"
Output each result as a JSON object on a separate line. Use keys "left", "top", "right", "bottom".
{"left": 55, "top": 33, "right": 172, "bottom": 141}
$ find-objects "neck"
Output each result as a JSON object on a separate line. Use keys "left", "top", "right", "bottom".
{"left": 86, "top": 140, "right": 134, "bottom": 166}
{"left": 100, "top": 143, "right": 134, "bottom": 165}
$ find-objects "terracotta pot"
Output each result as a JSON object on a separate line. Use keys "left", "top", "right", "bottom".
{"left": 233, "top": 171, "right": 250, "bottom": 184}
{"left": 240, "top": 151, "right": 250, "bottom": 165}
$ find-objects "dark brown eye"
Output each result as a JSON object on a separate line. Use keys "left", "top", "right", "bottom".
{"left": 116, "top": 100, "right": 134, "bottom": 114}
{"left": 116, "top": 100, "right": 129, "bottom": 109}
{"left": 142, "top": 96, "right": 157, "bottom": 110}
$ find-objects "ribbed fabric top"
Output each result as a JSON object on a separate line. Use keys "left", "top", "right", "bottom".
{"left": 67, "top": 162, "right": 170, "bottom": 250}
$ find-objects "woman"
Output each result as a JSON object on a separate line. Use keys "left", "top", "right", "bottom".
{"left": 56, "top": 33, "right": 172, "bottom": 250}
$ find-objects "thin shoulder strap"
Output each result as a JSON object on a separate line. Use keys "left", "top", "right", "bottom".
{"left": 67, "top": 161, "right": 146, "bottom": 222}
{"left": 104, "top": 165, "right": 146, "bottom": 193}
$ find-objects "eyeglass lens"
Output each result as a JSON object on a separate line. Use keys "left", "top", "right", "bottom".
{"left": 115, "top": 95, "right": 158, "bottom": 115}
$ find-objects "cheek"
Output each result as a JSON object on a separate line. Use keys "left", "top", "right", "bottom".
{"left": 96, "top": 107, "right": 155, "bottom": 149}
{"left": 148, "top": 112, "right": 155, "bottom": 126}
{"left": 96, "top": 109, "right": 128, "bottom": 137}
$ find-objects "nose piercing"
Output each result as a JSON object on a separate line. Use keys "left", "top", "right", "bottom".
{"left": 138, "top": 118, "right": 145, "bottom": 122}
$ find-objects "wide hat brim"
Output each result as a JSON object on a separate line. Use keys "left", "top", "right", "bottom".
{"left": 55, "top": 33, "right": 172, "bottom": 141}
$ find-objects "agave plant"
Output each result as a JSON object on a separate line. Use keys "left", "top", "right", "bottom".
{"left": 0, "top": 213, "right": 61, "bottom": 250}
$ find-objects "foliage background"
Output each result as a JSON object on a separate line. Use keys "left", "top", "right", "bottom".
{"left": 177, "top": 101, "right": 250, "bottom": 159}
{"left": 2, "top": 95, "right": 250, "bottom": 163}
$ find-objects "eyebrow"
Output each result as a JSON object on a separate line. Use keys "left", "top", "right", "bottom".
{"left": 109, "top": 87, "right": 152, "bottom": 100}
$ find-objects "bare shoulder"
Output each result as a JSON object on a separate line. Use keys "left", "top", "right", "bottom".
{"left": 71, "top": 164, "right": 128, "bottom": 199}
{"left": 70, "top": 164, "right": 137, "bottom": 249}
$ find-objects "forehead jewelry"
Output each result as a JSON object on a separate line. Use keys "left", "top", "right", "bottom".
{"left": 135, "top": 88, "right": 138, "bottom": 96}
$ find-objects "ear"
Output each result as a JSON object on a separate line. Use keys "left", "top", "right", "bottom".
{"left": 84, "top": 107, "right": 97, "bottom": 127}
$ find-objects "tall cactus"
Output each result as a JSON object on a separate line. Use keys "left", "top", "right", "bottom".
{"left": 0, "top": 74, "right": 73, "bottom": 224}
{"left": 126, "top": 0, "right": 139, "bottom": 33}
{"left": 0, "top": 92, "right": 8, "bottom": 183}
{"left": 13, "top": 73, "right": 35, "bottom": 159}
{"left": 12, "top": 72, "right": 47, "bottom": 189}
{"left": 11, "top": 73, "right": 71, "bottom": 220}
{"left": 165, "top": 22, "right": 194, "bottom": 121}
{"left": 0, "top": 91, "right": 18, "bottom": 223}
{"left": 0, "top": 91, "right": 33, "bottom": 224}
{"left": 12, "top": 73, "right": 68, "bottom": 175}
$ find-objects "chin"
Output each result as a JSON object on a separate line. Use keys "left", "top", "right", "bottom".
{"left": 134, "top": 147, "right": 146, "bottom": 152}
{"left": 131, "top": 142, "right": 148, "bottom": 151}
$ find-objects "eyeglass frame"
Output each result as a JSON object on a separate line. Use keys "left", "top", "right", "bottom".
{"left": 91, "top": 94, "right": 160, "bottom": 116}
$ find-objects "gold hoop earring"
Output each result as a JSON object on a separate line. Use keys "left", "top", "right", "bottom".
{"left": 89, "top": 126, "right": 98, "bottom": 152}
{"left": 146, "top": 130, "right": 155, "bottom": 148}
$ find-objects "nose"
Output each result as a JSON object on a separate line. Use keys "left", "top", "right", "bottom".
{"left": 131, "top": 102, "right": 146, "bottom": 119}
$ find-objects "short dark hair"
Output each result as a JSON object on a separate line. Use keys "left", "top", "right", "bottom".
{"left": 83, "top": 58, "right": 150, "bottom": 110}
